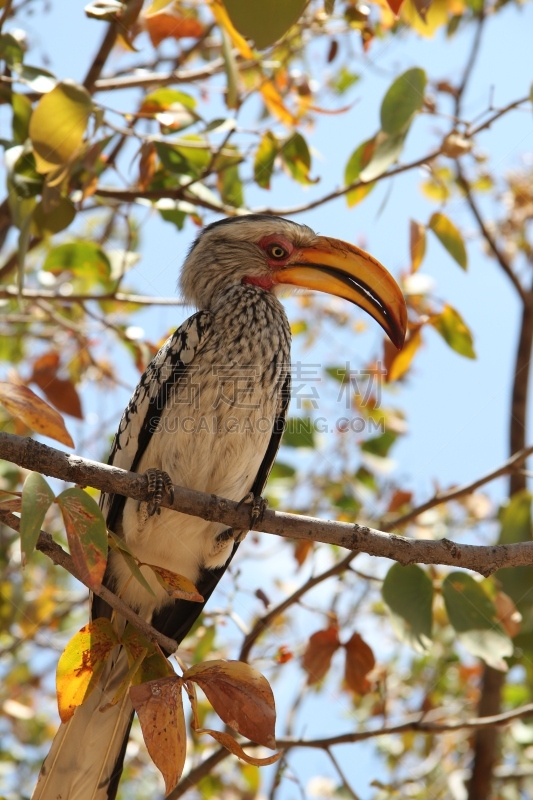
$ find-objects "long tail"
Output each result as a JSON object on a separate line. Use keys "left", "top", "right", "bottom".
{"left": 32, "top": 646, "right": 134, "bottom": 800}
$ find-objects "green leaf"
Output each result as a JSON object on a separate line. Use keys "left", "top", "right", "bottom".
{"left": 215, "top": 145, "right": 244, "bottom": 207}
{"left": 140, "top": 87, "right": 197, "bottom": 112}
{"left": 380, "top": 68, "right": 426, "bottom": 135}
{"left": 20, "top": 472, "right": 55, "bottom": 567}
{"left": 108, "top": 529, "right": 156, "bottom": 597}
{"left": 0, "top": 33, "right": 24, "bottom": 68}
{"left": 221, "top": 26, "right": 239, "bottom": 110}
{"left": 14, "top": 64, "right": 57, "bottom": 93}
{"left": 359, "top": 130, "right": 406, "bottom": 182}
{"left": 84, "top": 0, "right": 125, "bottom": 21}
{"left": 56, "top": 488, "right": 108, "bottom": 589}
{"left": 331, "top": 66, "right": 359, "bottom": 94}
{"left": 223, "top": 0, "right": 308, "bottom": 49}
{"left": 11, "top": 93, "right": 32, "bottom": 144}
{"left": 282, "top": 417, "right": 315, "bottom": 448}
{"left": 344, "top": 137, "right": 376, "bottom": 207}
{"left": 254, "top": 132, "right": 278, "bottom": 189}
{"left": 499, "top": 491, "right": 532, "bottom": 545}
{"left": 281, "top": 132, "right": 315, "bottom": 185}
{"left": 430, "top": 304, "right": 476, "bottom": 359}
{"left": 32, "top": 197, "right": 76, "bottom": 236}
{"left": 496, "top": 492, "right": 533, "bottom": 630}
{"left": 56, "top": 618, "right": 118, "bottom": 722}
{"left": 443, "top": 572, "right": 513, "bottom": 671}
{"left": 429, "top": 211, "right": 467, "bottom": 269}
{"left": 268, "top": 462, "right": 296, "bottom": 480}
{"left": 29, "top": 80, "right": 92, "bottom": 174}
{"left": 361, "top": 431, "right": 397, "bottom": 457}
{"left": 382, "top": 564, "right": 433, "bottom": 651}
{"left": 43, "top": 242, "right": 111, "bottom": 283}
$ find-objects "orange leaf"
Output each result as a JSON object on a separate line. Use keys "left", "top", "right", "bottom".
{"left": 184, "top": 660, "right": 276, "bottom": 749}
{"left": 130, "top": 676, "right": 186, "bottom": 794}
{"left": 302, "top": 625, "right": 341, "bottom": 685}
{"left": 409, "top": 219, "right": 426, "bottom": 273}
{"left": 344, "top": 632, "right": 375, "bottom": 695}
{"left": 209, "top": 0, "right": 254, "bottom": 58}
{"left": 144, "top": 2, "right": 204, "bottom": 47}
{"left": 494, "top": 591, "right": 522, "bottom": 639}
{"left": 138, "top": 142, "right": 157, "bottom": 190}
{"left": 260, "top": 81, "right": 298, "bottom": 127}
{"left": 385, "top": 0, "right": 406, "bottom": 15}
{"left": 30, "top": 352, "right": 83, "bottom": 419}
{"left": 56, "top": 618, "right": 118, "bottom": 722}
{"left": 387, "top": 489, "right": 413, "bottom": 513}
{"left": 56, "top": 488, "right": 108, "bottom": 589}
{"left": 294, "top": 539, "right": 313, "bottom": 567}
{"left": 197, "top": 728, "right": 283, "bottom": 766}
{"left": 0, "top": 381, "right": 74, "bottom": 447}
{"left": 146, "top": 563, "right": 204, "bottom": 602}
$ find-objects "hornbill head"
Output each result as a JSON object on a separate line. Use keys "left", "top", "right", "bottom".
{"left": 181, "top": 214, "right": 407, "bottom": 349}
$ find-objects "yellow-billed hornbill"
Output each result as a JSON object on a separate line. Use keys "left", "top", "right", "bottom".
{"left": 33, "top": 215, "right": 406, "bottom": 800}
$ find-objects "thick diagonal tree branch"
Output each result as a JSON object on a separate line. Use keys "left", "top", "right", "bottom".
{"left": 2, "top": 432, "right": 533, "bottom": 575}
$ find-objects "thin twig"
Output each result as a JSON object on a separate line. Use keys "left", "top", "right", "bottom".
{"left": 456, "top": 164, "right": 526, "bottom": 301}
{"left": 0, "top": 286, "right": 186, "bottom": 305}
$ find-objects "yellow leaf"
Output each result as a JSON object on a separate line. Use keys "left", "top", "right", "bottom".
{"left": 56, "top": 619, "right": 118, "bottom": 722}
{"left": 0, "top": 382, "right": 74, "bottom": 447}
{"left": 209, "top": 0, "right": 254, "bottom": 58}
{"left": 387, "top": 329, "right": 423, "bottom": 382}
{"left": 29, "top": 80, "right": 92, "bottom": 174}
{"left": 409, "top": 219, "right": 426, "bottom": 272}
{"left": 401, "top": 0, "right": 449, "bottom": 36}
{"left": 145, "top": 563, "right": 204, "bottom": 602}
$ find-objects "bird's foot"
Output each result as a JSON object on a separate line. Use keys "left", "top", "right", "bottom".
{"left": 144, "top": 468, "right": 175, "bottom": 517}
{"left": 237, "top": 492, "right": 268, "bottom": 530}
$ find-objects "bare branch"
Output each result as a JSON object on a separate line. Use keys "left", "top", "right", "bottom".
{"left": 0, "top": 286, "right": 186, "bottom": 306}
{"left": 389, "top": 443, "right": 533, "bottom": 529}
{"left": 3, "top": 433, "right": 533, "bottom": 578}
{"left": 93, "top": 59, "right": 227, "bottom": 92}
{"left": 277, "top": 702, "right": 533, "bottom": 750}
{"left": 0, "top": 510, "right": 178, "bottom": 654}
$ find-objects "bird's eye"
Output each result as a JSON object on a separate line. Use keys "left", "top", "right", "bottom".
{"left": 266, "top": 243, "right": 288, "bottom": 260}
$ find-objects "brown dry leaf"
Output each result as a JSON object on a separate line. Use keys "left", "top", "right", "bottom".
{"left": 30, "top": 352, "right": 83, "bottom": 419}
{"left": 144, "top": 1, "right": 204, "bottom": 47}
{"left": 0, "top": 382, "right": 74, "bottom": 447}
{"left": 197, "top": 728, "right": 282, "bottom": 766}
{"left": 344, "top": 632, "right": 375, "bottom": 695}
{"left": 494, "top": 591, "right": 522, "bottom": 639}
{"left": 294, "top": 538, "right": 313, "bottom": 567}
{"left": 184, "top": 660, "right": 276, "bottom": 749}
{"left": 138, "top": 142, "right": 156, "bottom": 190}
{"left": 387, "top": 490, "right": 413, "bottom": 513}
{"left": 302, "top": 624, "right": 341, "bottom": 685}
{"left": 146, "top": 564, "right": 204, "bottom": 602}
{"left": 130, "top": 676, "right": 186, "bottom": 794}
{"left": 0, "top": 490, "right": 22, "bottom": 512}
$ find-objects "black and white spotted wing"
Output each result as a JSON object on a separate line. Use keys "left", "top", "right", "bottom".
{"left": 100, "top": 310, "right": 212, "bottom": 535}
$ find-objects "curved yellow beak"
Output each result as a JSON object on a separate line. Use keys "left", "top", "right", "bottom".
{"left": 273, "top": 236, "right": 407, "bottom": 349}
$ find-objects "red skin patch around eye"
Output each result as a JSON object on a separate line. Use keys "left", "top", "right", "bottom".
{"left": 242, "top": 234, "right": 296, "bottom": 288}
